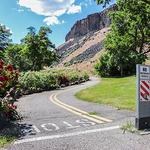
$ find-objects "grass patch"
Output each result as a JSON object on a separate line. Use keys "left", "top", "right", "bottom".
{"left": 76, "top": 76, "right": 136, "bottom": 111}
{"left": 0, "top": 136, "right": 15, "bottom": 148}
{"left": 0, "top": 123, "right": 23, "bottom": 148}
{"left": 121, "top": 121, "right": 138, "bottom": 134}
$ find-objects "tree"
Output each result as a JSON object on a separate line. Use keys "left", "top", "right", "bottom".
{"left": 0, "top": 24, "right": 20, "bottom": 123}
{"left": 35, "top": 26, "right": 56, "bottom": 70}
{"left": 21, "top": 26, "right": 57, "bottom": 71}
{"left": 96, "top": 0, "right": 150, "bottom": 5}
{"left": 96, "top": 0, "right": 111, "bottom": 7}
{"left": 4, "top": 44, "right": 32, "bottom": 71}
{"left": 95, "top": 0, "right": 150, "bottom": 76}
{"left": 0, "top": 24, "right": 12, "bottom": 58}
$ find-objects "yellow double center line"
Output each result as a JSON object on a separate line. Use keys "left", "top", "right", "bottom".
{"left": 50, "top": 89, "right": 112, "bottom": 124}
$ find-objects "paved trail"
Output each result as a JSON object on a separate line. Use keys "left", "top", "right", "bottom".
{"left": 4, "top": 77, "right": 150, "bottom": 150}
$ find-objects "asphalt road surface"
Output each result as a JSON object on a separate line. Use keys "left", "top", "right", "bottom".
{"left": 4, "top": 77, "right": 150, "bottom": 150}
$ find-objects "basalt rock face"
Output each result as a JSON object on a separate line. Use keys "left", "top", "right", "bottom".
{"left": 65, "top": 5, "right": 116, "bottom": 41}
{"left": 56, "top": 5, "right": 116, "bottom": 72}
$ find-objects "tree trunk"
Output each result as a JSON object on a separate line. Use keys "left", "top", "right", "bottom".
{"left": 139, "top": 28, "right": 145, "bottom": 53}
{"left": 120, "top": 64, "right": 123, "bottom": 77}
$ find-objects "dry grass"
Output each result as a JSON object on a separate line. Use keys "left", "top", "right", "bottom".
{"left": 59, "top": 28, "right": 109, "bottom": 66}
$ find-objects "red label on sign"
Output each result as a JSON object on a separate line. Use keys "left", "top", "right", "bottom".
{"left": 140, "top": 80, "right": 150, "bottom": 101}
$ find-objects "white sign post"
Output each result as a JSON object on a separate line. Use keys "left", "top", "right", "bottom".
{"left": 136, "top": 64, "right": 150, "bottom": 129}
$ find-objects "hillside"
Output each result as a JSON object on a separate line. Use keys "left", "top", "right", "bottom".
{"left": 56, "top": 5, "right": 116, "bottom": 73}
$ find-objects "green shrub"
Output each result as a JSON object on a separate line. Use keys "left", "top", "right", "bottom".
{"left": 19, "top": 69, "right": 89, "bottom": 95}
{"left": 67, "top": 72, "right": 81, "bottom": 84}
{"left": 19, "top": 71, "right": 58, "bottom": 94}
{"left": 82, "top": 72, "right": 89, "bottom": 81}
{"left": 95, "top": 51, "right": 146, "bottom": 77}
{"left": 0, "top": 59, "right": 20, "bottom": 124}
{"left": 95, "top": 52, "right": 119, "bottom": 77}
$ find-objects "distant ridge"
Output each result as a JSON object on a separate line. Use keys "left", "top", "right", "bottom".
{"left": 65, "top": 4, "right": 116, "bottom": 41}
{"left": 57, "top": 5, "right": 116, "bottom": 73}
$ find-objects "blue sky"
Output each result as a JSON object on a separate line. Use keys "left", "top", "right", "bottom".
{"left": 0, "top": 0, "right": 115, "bottom": 47}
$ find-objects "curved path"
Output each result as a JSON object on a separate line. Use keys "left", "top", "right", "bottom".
{"left": 5, "top": 77, "right": 150, "bottom": 150}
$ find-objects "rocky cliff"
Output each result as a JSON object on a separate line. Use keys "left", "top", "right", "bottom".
{"left": 65, "top": 4, "right": 116, "bottom": 41}
{"left": 56, "top": 5, "right": 116, "bottom": 73}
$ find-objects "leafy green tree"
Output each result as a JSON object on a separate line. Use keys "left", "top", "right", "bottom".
{"left": 96, "top": 0, "right": 150, "bottom": 6}
{"left": 21, "top": 26, "right": 57, "bottom": 71}
{"left": 95, "top": 0, "right": 150, "bottom": 76}
{"left": 0, "top": 24, "right": 20, "bottom": 122}
{"left": 36, "top": 26, "right": 56, "bottom": 70}
{"left": 96, "top": 0, "right": 111, "bottom": 7}
{"left": 95, "top": 52, "right": 120, "bottom": 77}
{"left": 0, "top": 24, "right": 12, "bottom": 58}
{"left": 5, "top": 44, "right": 32, "bottom": 71}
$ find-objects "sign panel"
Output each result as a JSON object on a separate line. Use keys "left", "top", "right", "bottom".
{"left": 140, "top": 74, "right": 150, "bottom": 80}
{"left": 136, "top": 64, "right": 150, "bottom": 130}
{"left": 140, "top": 65, "right": 150, "bottom": 74}
{"left": 140, "top": 80, "right": 150, "bottom": 101}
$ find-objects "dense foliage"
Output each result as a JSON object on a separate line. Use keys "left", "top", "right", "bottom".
{"left": 4, "top": 44, "right": 32, "bottom": 71}
{"left": 95, "top": 52, "right": 120, "bottom": 77}
{"left": 95, "top": 51, "right": 145, "bottom": 77}
{"left": 0, "top": 60, "right": 20, "bottom": 123}
{"left": 5, "top": 26, "right": 57, "bottom": 71}
{"left": 96, "top": 0, "right": 111, "bottom": 7}
{"left": 19, "top": 69, "right": 89, "bottom": 95}
{"left": 96, "top": 0, "right": 150, "bottom": 6}
{"left": 0, "top": 24, "right": 20, "bottom": 124}
{"left": 95, "top": 0, "right": 150, "bottom": 77}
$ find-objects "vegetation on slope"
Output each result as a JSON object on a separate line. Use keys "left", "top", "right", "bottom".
{"left": 96, "top": 0, "right": 150, "bottom": 77}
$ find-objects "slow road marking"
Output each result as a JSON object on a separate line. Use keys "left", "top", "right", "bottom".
{"left": 14, "top": 125, "right": 120, "bottom": 144}
{"left": 22, "top": 119, "right": 97, "bottom": 136}
{"left": 50, "top": 91, "right": 112, "bottom": 124}
{"left": 32, "top": 119, "right": 96, "bottom": 133}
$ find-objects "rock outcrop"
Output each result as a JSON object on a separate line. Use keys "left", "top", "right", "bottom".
{"left": 56, "top": 5, "right": 116, "bottom": 73}
{"left": 65, "top": 4, "right": 116, "bottom": 41}
{"left": 57, "top": 27, "right": 109, "bottom": 67}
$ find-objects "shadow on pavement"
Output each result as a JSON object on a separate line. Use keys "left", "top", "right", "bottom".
{"left": 0, "top": 122, "right": 36, "bottom": 139}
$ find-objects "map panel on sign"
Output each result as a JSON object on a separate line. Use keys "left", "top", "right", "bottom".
{"left": 140, "top": 66, "right": 150, "bottom": 74}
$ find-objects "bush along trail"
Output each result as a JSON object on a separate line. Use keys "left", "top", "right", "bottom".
{"left": 19, "top": 69, "right": 89, "bottom": 95}
{"left": 0, "top": 59, "right": 21, "bottom": 147}
{"left": 0, "top": 59, "right": 20, "bottom": 126}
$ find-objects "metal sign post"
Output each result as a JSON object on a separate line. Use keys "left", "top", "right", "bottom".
{"left": 136, "top": 64, "right": 150, "bottom": 130}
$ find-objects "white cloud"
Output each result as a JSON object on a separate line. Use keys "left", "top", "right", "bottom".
{"left": 18, "top": 9, "right": 24, "bottom": 12}
{"left": 44, "top": 16, "right": 60, "bottom": 26}
{"left": 67, "top": 5, "right": 81, "bottom": 14}
{"left": 43, "top": 16, "right": 65, "bottom": 25}
{"left": 18, "top": 0, "right": 81, "bottom": 26}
